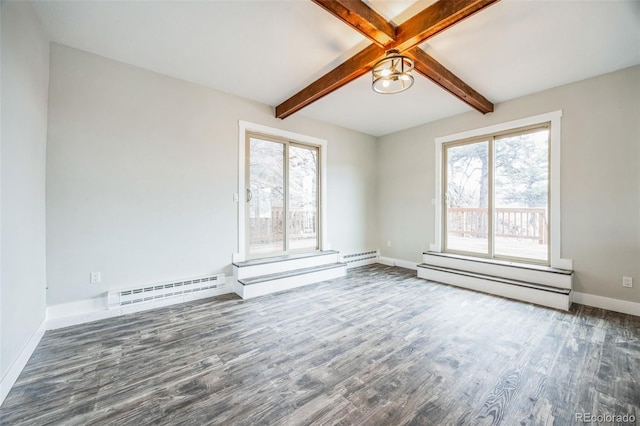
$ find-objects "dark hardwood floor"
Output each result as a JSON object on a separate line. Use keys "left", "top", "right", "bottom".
{"left": 1, "top": 264, "right": 638, "bottom": 425}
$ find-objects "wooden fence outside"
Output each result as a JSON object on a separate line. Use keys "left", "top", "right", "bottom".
{"left": 249, "top": 207, "right": 316, "bottom": 244}
{"left": 448, "top": 207, "right": 547, "bottom": 244}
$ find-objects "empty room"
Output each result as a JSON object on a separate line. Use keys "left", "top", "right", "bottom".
{"left": 1, "top": 0, "right": 639, "bottom": 424}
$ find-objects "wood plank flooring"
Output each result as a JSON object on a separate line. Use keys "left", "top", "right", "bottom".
{"left": 1, "top": 264, "right": 638, "bottom": 425}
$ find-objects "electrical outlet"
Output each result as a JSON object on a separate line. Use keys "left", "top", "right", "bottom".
{"left": 90, "top": 272, "right": 101, "bottom": 284}
{"left": 622, "top": 276, "right": 633, "bottom": 288}
{"left": 387, "top": 241, "right": 391, "bottom": 247}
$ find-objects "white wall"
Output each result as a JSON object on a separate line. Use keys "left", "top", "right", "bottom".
{"left": 377, "top": 65, "right": 640, "bottom": 304}
{"left": 0, "top": 1, "right": 49, "bottom": 381}
{"left": 46, "top": 44, "right": 377, "bottom": 306}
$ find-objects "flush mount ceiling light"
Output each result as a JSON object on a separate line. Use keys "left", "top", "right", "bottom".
{"left": 371, "top": 49, "right": 415, "bottom": 94}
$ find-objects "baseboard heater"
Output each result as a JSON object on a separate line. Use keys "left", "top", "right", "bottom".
{"left": 417, "top": 252, "right": 573, "bottom": 311}
{"left": 338, "top": 250, "right": 379, "bottom": 269}
{"left": 108, "top": 274, "right": 225, "bottom": 309}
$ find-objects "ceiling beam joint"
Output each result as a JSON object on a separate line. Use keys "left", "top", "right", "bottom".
{"left": 276, "top": 0, "right": 499, "bottom": 120}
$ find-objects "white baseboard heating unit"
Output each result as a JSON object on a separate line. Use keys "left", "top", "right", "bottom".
{"left": 107, "top": 274, "right": 225, "bottom": 309}
{"left": 338, "top": 250, "right": 379, "bottom": 269}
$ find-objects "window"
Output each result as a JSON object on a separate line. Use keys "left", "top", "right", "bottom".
{"left": 246, "top": 133, "right": 319, "bottom": 258}
{"left": 236, "top": 121, "right": 327, "bottom": 263}
{"left": 444, "top": 125, "right": 549, "bottom": 264}
{"left": 433, "top": 111, "right": 571, "bottom": 270}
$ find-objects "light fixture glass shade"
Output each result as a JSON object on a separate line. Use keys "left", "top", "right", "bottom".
{"left": 372, "top": 49, "right": 414, "bottom": 94}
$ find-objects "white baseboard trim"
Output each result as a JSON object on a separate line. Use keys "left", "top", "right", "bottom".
{"left": 377, "top": 257, "right": 418, "bottom": 270}
{"left": 572, "top": 292, "right": 640, "bottom": 317}
{"left": 47, "top": 300, "right": 120, "bottom": 330}
{"left": 0, "top": 319, "right": 46, "bottom": 406}
{"left": 46, "top": 297, "right": 108, "bottom": 328}
{"left": 46, "top": 280, "right": 233, "bottom": 330}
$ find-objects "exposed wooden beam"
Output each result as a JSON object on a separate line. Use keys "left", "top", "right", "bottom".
{"left": 276, "top": 44, "right": 384, "bottom": 120}
{"left": 276, "top": 0, "right": 499, "bottom": 119}
{"left": 405, "top": 47, "right": 493, "bottom": 114}
{"left": 311, "top": 0, "right": 396, "bottom": 47}
{"left": 393, "top": 0, "right": 499, "bottom": 52}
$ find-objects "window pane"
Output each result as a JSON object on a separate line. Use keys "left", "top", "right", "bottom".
{"left": 445, "top": 141, "right": 489, "bottom": 255}
{"left": 288, "top": 145, "right": 318, "bottom": 251}
{"left": 494, "top": 129, "right": 549, "bottom": 262}
{"left": 248, "top": 138, "right": 284, "bottom": 256}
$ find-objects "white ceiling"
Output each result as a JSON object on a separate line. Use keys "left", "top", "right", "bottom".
{"left": 31, "top": 0, "right": 640, "bottom": 137}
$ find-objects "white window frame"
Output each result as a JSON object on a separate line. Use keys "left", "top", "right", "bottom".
{"left": 432, "top": 111, "right": 572, "bottom": 270}
{"left": 235, "top": 121, "right": 328, "bottom": 263}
